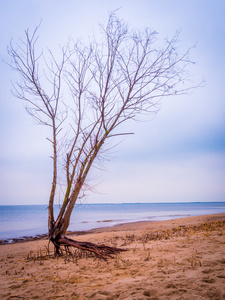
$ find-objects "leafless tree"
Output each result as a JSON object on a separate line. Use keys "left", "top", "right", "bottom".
{"left": 8, "top": 13, "right": 197, "bottom": 259}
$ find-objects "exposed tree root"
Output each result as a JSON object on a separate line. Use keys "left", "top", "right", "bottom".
{"left": 55, "top": 236, "right": 127, "bottom": 261}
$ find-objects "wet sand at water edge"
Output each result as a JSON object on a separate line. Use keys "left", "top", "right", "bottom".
{"left": 0, "top": 213, "right": 225, "bottom": 299}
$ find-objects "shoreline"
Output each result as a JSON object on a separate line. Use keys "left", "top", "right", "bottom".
{"left": 1, "top": 212, "right": 224, "bottom": 245}
{"left": 1, "top": 213, "right": 225, "bottom": 299}
{"left": 1, "top": 202, "right": 225, "bottom": 244}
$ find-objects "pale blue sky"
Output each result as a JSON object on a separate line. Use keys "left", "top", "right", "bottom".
{"left": 0, "top": 0, "right": 225, "bottom": 205}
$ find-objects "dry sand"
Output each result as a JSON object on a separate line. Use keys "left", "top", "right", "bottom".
{"left": 1, "top": 213, "right": 225, "bottom": 300}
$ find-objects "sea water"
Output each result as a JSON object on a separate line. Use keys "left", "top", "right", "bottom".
{"left": 0, "top": 202, "right": 225, "bottom": 241}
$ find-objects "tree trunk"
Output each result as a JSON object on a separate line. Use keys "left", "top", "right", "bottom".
{"left": 48, "top": 184, "right": 126, "bottom": 260}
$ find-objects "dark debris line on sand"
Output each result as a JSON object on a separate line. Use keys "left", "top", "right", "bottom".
{"left": 0, "top": 230, "right": 94, "bottom": 245}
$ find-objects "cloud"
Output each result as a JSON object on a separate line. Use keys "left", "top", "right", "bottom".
{"left": 89, "top": 152, "right": 225, "bottom": 203}
{"left": 0, "top": 0, "right": 225, "bottom": 204}
{"left": 0, "top": 157, "right": 51, "bottom": 205}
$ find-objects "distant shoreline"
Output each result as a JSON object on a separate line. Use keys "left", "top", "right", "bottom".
{"left": 1, "top": 212, "right": 224, "bottom": 245}
{"left": 1, "top": 202, "right": 225, "bottom": 242}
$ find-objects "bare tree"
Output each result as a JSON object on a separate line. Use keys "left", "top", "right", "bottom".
{"left": 8, "top": 13, "right": 197, "bottom": 259}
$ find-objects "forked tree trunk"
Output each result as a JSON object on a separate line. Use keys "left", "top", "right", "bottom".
{"left": 48, "top": 173, "right": 126, "bottom": 260}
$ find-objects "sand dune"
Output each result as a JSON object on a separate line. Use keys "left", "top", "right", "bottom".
{"left": 1, "top": 213, "right": 225, "bottom": 299}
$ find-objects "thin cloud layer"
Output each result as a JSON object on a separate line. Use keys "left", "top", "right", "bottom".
{"left": 0, "top": 0, "right": 225, "bottom": 204}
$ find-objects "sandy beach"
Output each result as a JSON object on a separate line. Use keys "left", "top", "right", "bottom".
{"left": 1, "top": 213, "right": 225, "bottom": 300}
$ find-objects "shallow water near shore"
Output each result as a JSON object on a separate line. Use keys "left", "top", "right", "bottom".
{"left": 0, "top": 202, "right": 225, "bottom": 241}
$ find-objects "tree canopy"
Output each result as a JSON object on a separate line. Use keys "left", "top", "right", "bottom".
{"left": 8, "top": 13, "right": 197, "bottom": 259}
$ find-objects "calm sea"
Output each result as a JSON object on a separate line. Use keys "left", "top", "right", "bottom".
{"left": 0, "top": 202, "right": 225, "bottom": 241}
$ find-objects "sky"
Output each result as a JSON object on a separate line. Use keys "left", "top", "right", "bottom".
{"left": 0, "top": 0, "right": 225, "bottom": 205}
